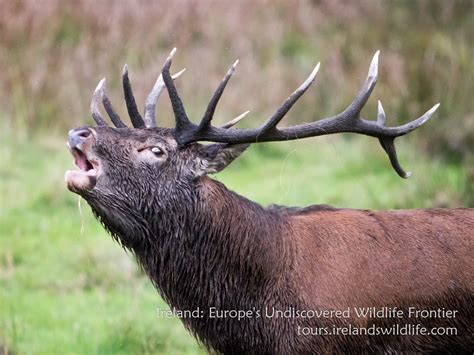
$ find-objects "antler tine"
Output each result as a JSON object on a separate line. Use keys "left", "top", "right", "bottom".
{"left": 375, "top": 100, "right": 407, "bottom": 177}
{"left": 90, "top": 78, "right": 108, "bottom": 126}
{"left": 101, "top": 80, "right": 127, "bottom": 128}
{"left": 259, "top": 62, "right": 320, "bottom": 133}
{"left": 386, "top": 102, "right": 440, "bottom": 136}
{"left": 161, "top": 48, "right": 192, "bottom": 133}
{"left": 221, "top": 110, "right": 250, "bottom": 129}
{"left": 144, "top": 68, "right": 186, "bottom": 128}
{"left": 375, "top": 101, "right": 440, "bottom": 178}
{"left": 122, "top": 64, "right": 146, "bottom": 128}
{"left": 199, "top": 60, "right": 240, "bottom": 131}
{"left": 173, "top": 51, "right": 439, "bottom": 178}
{"left": 341, "top": 50, "right": 379, "bottom": 119}
{"left": 377, "top": 100, "right": 386, "bottom": 125}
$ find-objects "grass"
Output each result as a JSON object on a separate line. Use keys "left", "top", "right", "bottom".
{"left": 0, "top": 123, "right": 468, "bottom": 354}
{"left": 0, "top": 2, "right": 471, "bottom": 353}
{"left": 0, "top": 130, "right": 206, "bottom": 354}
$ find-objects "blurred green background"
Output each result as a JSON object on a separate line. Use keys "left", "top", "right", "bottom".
{"left": 1, "top": 0, "right": 472, "bottom": 353}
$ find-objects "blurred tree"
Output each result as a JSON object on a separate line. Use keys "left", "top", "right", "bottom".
{"left": 0, "top": 0, "right": 472, "bottom": 163}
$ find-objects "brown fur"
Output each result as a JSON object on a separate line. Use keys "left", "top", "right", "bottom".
{"left": 290, "top": 208, "right": 473, "bottom": 310}
{"left": 66, "top": 125, "right": 474, "bottom": 354}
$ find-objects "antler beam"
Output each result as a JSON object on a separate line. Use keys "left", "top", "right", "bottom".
{"left": 162, "top": 50, "right": 439, "bottom": 178}
{"left": 92, "top": 48, "right": 439, "bottom": 178}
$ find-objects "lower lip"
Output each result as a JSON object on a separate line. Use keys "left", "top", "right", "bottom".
{"left": 64, "top": 169, "right": 97, "bottom": 192}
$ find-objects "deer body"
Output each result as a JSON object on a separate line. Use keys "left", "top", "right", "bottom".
{"left": 86, "top": 176, "right": 473, "bottom": 353}
{"left": 65, "top": 49, "right": 473, "bottom": 353}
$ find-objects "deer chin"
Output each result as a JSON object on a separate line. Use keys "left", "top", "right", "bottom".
{"left": 65, "top": 145, "right": 100, "bottom": 193}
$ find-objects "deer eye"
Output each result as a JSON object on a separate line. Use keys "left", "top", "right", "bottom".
{"left": 151, "top": 147, "right": 164, "bottom": 156}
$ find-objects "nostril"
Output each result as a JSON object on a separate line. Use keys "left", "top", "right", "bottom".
{"left": 72, "top": 128, "right": 92, "bottom": 139}
{"left": 78, "top": 130, "right": 91, "bottom": 138}
{"left": 69, "top": 128, "right": 93, "bottom": 149}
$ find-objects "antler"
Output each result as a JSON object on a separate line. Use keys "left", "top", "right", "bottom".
{"left": 90, "top": 56, "right": 185, "bottom": 129}
{"left": 162, "top": 50, "right": 439, "bottom": 178}
{"left": 144, "top": 68, "right": 186, "bottom": 128}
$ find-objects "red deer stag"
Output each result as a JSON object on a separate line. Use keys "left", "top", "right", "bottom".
{"left": 65, "top": 49, "right": 473, "bottom": 354}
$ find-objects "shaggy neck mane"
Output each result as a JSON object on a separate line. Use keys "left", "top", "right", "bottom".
{"left": 115, "top": 176, "right": 297, "bottom": 351}
{"left": 87, "top": 175, "right": 473, "bottom": 354}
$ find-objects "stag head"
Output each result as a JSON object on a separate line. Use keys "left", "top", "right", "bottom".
{"left": 65, "top": 48, "right": 438, "bottom": 242}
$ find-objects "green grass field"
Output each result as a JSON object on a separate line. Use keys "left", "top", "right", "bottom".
{"left": 0, "top": 124, "right": 468, "bottom": 353}
{"left": 0, "top": 1, "right": 472, "bottom": 353}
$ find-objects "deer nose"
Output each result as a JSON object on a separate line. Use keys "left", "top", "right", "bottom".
{"left": 68, "top": 128, "right": 92, "bottom": 149}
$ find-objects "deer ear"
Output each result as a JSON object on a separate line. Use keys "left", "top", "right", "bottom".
{"left": 195, "top": 143, "right": 249, "bottom": 176}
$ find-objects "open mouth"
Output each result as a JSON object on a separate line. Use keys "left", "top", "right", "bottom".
{"left": 71, "top": 147, "right": 96, "bottom": 173}
{"left": 65, "top": 144, "right": 99, "bottom": 193}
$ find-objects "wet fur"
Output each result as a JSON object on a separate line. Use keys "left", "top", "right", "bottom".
{"left": 74, "top": 127, "right": 473, "bottom": 354}
{"left": 83, "top": 177, "right": 473, "bottom": 354}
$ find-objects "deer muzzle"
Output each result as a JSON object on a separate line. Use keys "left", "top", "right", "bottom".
{"left": 65, "top": 127, "right": 99, "bottom": 193}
